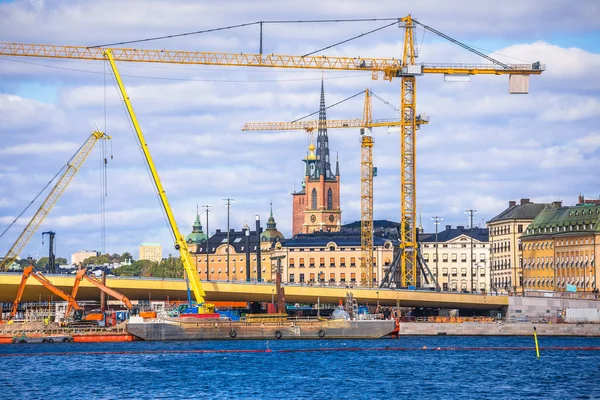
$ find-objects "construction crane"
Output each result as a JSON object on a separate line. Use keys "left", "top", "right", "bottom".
{"left": 0, "top": 15, "right": 545, "bottom": 287}
{"left": 242, "top": 89, "right": 428, "bottom": 287}
{"left": 65, "top": 268, "right": 135, "bottom": 317}
{"left": 0, "top": 131, "right": 111, "bottom": 272}
{"left": 41, "top": 231, "right": 56, "bottom": 273}
{"left": 7, "top": 265, "right": 82, "bottom": 321}
{"left": 103, "top": 50, "right": 216, "bottom": 316}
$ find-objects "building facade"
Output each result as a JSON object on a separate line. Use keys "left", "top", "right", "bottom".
{"left": 420, "top": 225, "right": 490, "bottom": 292}
{"left": 291, "top": 81, "right": 342, "bottom": 235}
{"left": 521, "top": 202, "right": 600, "bottom": 293}
{"left": 139, "top": 243, "right": 162, "bottom": 263}
{"left": 270, "top": 232, "right": 397, "bottom": 286}
{"left": 71, "top": 250, "right": 100, "bottom": 266}
{"left": 487, "top": 198, "right": 557, "bottom": 294}
{"left": 191, "top": 211, "right": 284, "bottom": 282}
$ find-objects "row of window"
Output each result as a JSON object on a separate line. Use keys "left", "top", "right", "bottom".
{"left": 490, "top": 224, "right": 523, "bottom": 237}
{"left": 435, "top": 268, "right": 486, "bottom": 277}
{"left": 288, "top": 272, "right": 377, "bottom": 283}
{"left": 524, "top": 277, "right": 595, "bottom": 288}
{"left": 196, "top": 257, "right": 266, "bottom": 263}
{"left": 423, "top": 253, "right": 486, "bottom": 262}
{"left": 423, "top": 243, "right": 487, "bottom": 248}
{"left": 527, "top": 224, "right": 596, "bottom": 235}
{"left": 198, "top": 267, "right": 267, "bottom": 274}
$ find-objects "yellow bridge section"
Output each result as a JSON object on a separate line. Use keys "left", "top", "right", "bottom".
{"left": 0, "top": 274, "right": 507, "bottom": 310}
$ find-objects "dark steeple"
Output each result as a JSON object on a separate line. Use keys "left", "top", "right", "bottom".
{"left": 335, "top": 151, "right": 340, "bottom": 176}
{"left": 312, "top": 79, "right": 335, "bottom": 181}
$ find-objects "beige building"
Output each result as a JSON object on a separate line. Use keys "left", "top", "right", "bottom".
{"left": 487, "top": 198, "right": 559, "bottom": 294}
{"left": 139, "top": 243, "right": 163, "bottom": 263}
{"left": 270, "top": 232, "right": 397, "bottom": 287}
{"left": 420, "top": 225, "right": 490, "bottom": 293}
{"left": 522, "top": 202, "right": 600, "bottom": 293}
{"left": 71, "top": 250, "right": 99, "bottom": 266}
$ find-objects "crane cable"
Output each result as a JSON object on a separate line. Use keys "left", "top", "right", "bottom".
{"left": 291, "top": 90, "right": 366, "bottom": 122}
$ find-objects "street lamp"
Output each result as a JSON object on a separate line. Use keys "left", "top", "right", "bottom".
{"left": 465, "top": 209, "right": 477, "bottom": 293}
{"left": 431, "top": 216, "right": 443, "bottom": 290}
{"left": 222, "top": 198, "right": 235, "bottom": 281}
{"left": 376, "top": 291, "right": 380, "bottom": 308}
{"left": 202, "top": 205, "right": 213, "bottom": 281}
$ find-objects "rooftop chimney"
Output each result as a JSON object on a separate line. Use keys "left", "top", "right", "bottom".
{"left": 457, "top": 225, "right": 465, "bottom": 230}
{"left": 520, "top": 198, "right": 530, "bottom": 205}
{"left": 552, "top": 201, "right": 562, "bottom": 208}
{"left": 509, "top": 200, "right": 516, "bottom": 208}
{"left": 445, "top": 225, "right": 451, "bottom": 231}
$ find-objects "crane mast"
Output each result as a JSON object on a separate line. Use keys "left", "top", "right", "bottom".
{"left": 104, "top": 50, "right": 212, "bottom": 313}
{"left": 360, "top": 89, "right": 374, "bottom": 287}
{"left": 0, "top": 131, "right": 110, "bottom": 271}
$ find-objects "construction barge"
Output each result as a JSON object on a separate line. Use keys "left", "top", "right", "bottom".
{"left": 126, "top": 314, "right": 397, "bottom": 341}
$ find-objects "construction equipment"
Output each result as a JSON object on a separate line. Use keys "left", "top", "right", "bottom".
{"left": 7, "top": 265, "right": 82, "bottom": 321}
{"left": 0, "top": 15, "right": 545, "bottom": 287}
{"left": 0, "top": 131, "right": 111, "bottom": 271}
{"left": 65, "top": 268, "right": 135, "bottom": 317}
{"left": 103, "top": 50, "right": 216, "bottom": 317}
{"left": 41, "top": 231, "right": 56, "bottom": 273}
{"left": 242, "top": 89, "right": 428, "bottom": 287}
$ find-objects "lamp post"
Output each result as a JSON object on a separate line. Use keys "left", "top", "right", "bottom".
{"left": 376, "top": 291, "right": 380, "bottom": 308}
{"left": 223, "top": 198, "right": 235, "bottom": 281}
{"left": 431, "top": 216, "right": 443, "bottom": 290}
{"left": 202, "top": 205, "right": 213, "bottom": 281}
{"left": 465, "top": 209, "right": 477, "bottom": 293}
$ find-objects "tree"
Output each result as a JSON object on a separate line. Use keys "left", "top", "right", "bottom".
{"left": 35, "top": 257, "right": 49, "bottom": 269}
{"left": 122, "top": 252, "right": 133, "bottom": 262}
{"left": 56, "top": 257, "right": 68, "bottom": 265}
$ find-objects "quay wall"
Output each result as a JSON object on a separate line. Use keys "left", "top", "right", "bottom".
{"left": 399, "top": 322, "right": 600, "bottom": 336}
{"left": 507, "top": 296, "right": 600, "bottom": 319}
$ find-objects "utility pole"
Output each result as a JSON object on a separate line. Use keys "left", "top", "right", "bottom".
{"left": 223, "top": 198, "right": 234, "bottom": 281}
{"left": 465, "top": 209, "right": 477, "bottom": 293}
{"left": 431, "top": 216, "right": 442, "bottom": 291}
{"left": 202, "top": 205, "right": 213, "bottom": 281}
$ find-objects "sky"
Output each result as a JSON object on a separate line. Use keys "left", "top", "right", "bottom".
{"left": 0, "top": 0, "right": 599, "bottom": 261}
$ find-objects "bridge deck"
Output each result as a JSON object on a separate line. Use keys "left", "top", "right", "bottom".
{"left": 0, "top": 274, "right": 507, "bottom": 310}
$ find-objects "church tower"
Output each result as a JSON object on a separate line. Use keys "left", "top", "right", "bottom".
{"left": 291, "top": 80, "right": 342, "bottom": 235}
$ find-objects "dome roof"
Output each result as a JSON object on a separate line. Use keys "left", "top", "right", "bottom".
{"left": 260, "top": 204, "right": 284, "bottom": 242}
{"left": 186, "top": 214, "right": 208, "bottom": 244}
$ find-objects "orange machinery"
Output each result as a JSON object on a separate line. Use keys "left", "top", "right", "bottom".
{"left": 66, "top": 269, "right": 135, "bottom": 317}
{"left": 7, "top": 265, "right": 82, "bottom": 320}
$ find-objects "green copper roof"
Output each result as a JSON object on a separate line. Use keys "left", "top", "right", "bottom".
{"left": 261, "top": 203, "right": 284, "bottom": 242}
{"left": 522, "top": 204, "right": 600, "bottom": 237}
{"left": 186, "top": 214, "right": 207, "bottom": 244}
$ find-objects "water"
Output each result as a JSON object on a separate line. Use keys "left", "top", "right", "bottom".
{"left": 1, "top": 337, "right": 599, "bottom": 399}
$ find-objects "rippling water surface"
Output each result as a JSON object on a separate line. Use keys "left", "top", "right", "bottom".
{"left": 1, "top": 336, "right": 599, "bottom": 399}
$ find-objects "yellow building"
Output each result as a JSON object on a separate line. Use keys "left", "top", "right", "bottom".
{"left": 270, "top": 231, "right": 397, "bottom": 287}
{"left": 522, "top": 202, "right": 600, "bottom": 293}
{"left": 139, "top": 243, "right": 162, "bottom": 263}
{"left": 71, "top": 250, "right": 99, "bottom": 266}
{"left": 191, "top": 210, "right": 285, "bottom": 282}
{"left": 487, "top": 199, "right": 558, "bottom": 294}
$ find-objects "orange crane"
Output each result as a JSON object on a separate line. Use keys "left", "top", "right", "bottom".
{"left": 7, "top": 265, "right": 82, "bottom": 321}
{"left": 0, "top": 15, "right": 544, "bottom": 287}
{"left": 65, "top": 268, "right": 135, "bottom": 317}
{"left": 243, "top": 89, "right": 428, "bottom": 287}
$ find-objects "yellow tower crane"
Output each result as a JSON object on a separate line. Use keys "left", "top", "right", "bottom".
{"left": 0, "top": 15, "right": 545, "bottom": 287}
{"left": 242, "top": 89, "right": 428, "bottom": 287}
{"left": 0, "top": 131, "right": 110, "bottom": 271}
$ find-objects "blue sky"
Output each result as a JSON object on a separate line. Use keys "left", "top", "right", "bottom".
{"left": 1, "top": 0, "right": 599, "bottom": 261}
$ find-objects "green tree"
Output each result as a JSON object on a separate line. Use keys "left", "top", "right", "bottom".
{"left": 56, "top": 257, "right": 68, "bottom": 265}
{"left": 35, "top": 257, "right": 49, "bottom": 269}
{"left": 122, "top": 252, "right": 133, "bottom": 262}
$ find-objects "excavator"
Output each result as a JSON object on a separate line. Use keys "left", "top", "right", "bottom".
{"left": 65, "top": 268, "right": 137, "bottom": 319}
{"left": 6, "top": 265, "right": 82, "bottom": 322}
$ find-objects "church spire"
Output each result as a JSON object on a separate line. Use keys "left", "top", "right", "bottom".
{"left": 312, "top": 79, "right": 335, "bottom": 181}
{"left": 335, "top": 151, "right": 340, "bottom": 176}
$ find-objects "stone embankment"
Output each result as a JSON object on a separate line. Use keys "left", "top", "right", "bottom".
{"left": 399, "top": 322, "right": 600, "bottom": 336}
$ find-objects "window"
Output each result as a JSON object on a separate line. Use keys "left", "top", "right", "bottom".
{"left": 461, "top": 254, "right": 467, "bottom": 262}
{"left": 289, "top": 259, "right": 295, "bottom": 268}
{"left": 299, "top": 273, "right": 305, "bottom": 283}
{"left": 479, "top": 253, "right": 486, "bottom": 262}
{"left": 518, "top": 224, "right": 523, "bottom": 233}
{"left": 350, "top": 257, "right": 356, "bottom": 267}
{"left": 289, "top": 274, "right": 295, "bottom": 283}
{"left": 340, "top": 273, "right": 346, "bottom": 282}
{"left": 442, "top": 254, "right": 449, "bottom": 262}
{"left": 319, "top": 257, "right": 325, "bottom": 267}
{"left": 452, "top": 268, "right": 457, "bottom": 277}
{"left": 442, "top": 268, "right": 448, "bottom": 277}
{"left": 330, "top": 257, "right": 335, "bottom": 267}
{"left": 327, "top": 188, "right": 333, "bottom": 210}
{"left": 461, "top": 268, "right": 467, "bottom": 277}
{"left": 452, "top": 254, "right": 458, "bottom": 263}
{"left": 350, "top": 272, "right": 356, "bottom": 282}
{"left": 340, "top": 257, "right": 346, "bottom": 267}
{"left": 309, "top": 273, "right": 315, "bottom": 283}
{"left": 423, "top": 253, "right": 429, "bottom": 261}
{"left": 329, "top": 273, "right": 335, "bottom": 282}
{"left": 309, "top": 258, "right": 315, "bottom": 267}
{"left": 311, "top": 188, "right": 317, "bottom": 210}
{"left": 299, "top": 258, "right": 305, "bottom": 268}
